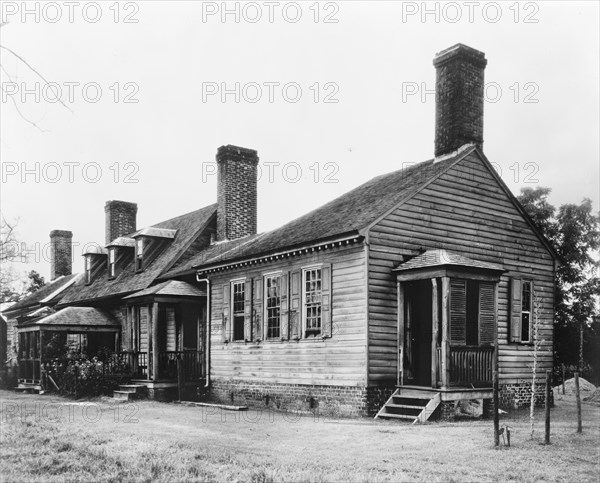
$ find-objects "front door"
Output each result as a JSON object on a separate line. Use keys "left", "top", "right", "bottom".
{"left": 403, "top": 280, "right": 432, "bottom": 386}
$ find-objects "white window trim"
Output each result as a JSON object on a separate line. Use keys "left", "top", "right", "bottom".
{"left": 230, "top": 279, "right": 246, "bottom": 342}
{"left": 263, "top": 273, "right": 282, "bottom": 341}
{"left": 521, "top": 280, "right": 533, "bottom": 344}
{"left": 301, "top": 266, "right": 324, "bottom": 338}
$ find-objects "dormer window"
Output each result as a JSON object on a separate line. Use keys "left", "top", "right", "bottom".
{"left": 85, "top": 255, "right": 92, "bottom": 284}
{"left": 135, "top": 238, "right": 144, "bottom": 272}
{"left": 108, "top": 248, "right": 116, "bottom": 279}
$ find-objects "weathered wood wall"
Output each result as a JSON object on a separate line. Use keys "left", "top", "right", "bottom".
{"left": 367, "top": 151, "right": 555, "bottom": 385}
{"left": 209, "top": 243, "right": 368, "bottom": 386}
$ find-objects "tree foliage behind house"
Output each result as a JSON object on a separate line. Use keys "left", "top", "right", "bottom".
{"left": 518, "top": 187, "right": 600, "bottom": 380}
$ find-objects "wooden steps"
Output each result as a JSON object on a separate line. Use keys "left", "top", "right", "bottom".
{"left": 113, "top": 384, "right": 147, "bottom": 401}
{"left": 15, "top": 382, "right": 43, "bottom": 394}
{"left": 375, "top": 388, "right": 441, "bottom": 423}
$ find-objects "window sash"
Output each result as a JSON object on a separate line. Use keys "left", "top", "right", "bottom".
{"left": 302, "top": 268, "right": 322, "bottom": 336}
{"left": 231, "top": 281, "right": 245, "bottom": 341}
{"left": 265, "top": 275, "right": 281, "bottom": 339}
{"left": 521, "top": 280, "right": 532, "bottom": 342}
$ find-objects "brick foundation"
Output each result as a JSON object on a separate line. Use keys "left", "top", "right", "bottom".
{"left": 208, "top": 379, "right": 380, "bottom": 418}
{"left": 499, "top": 381, "right": 553, "bottom": 409}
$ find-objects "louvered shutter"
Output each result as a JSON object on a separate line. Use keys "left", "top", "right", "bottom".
{"left": 139, "top": 307, "right": 149, "bottom": 352}
{"left": 478, "top": 282, "right": 495, "bottom": 345}
{"left": 222, "top": 283, "right": 230, "bottom": 342}
{"left": 321, "top": 264, "right": 332, "bottom": 338}
{"left": 244, "top": 279, "right": 253, "bottom": 341}
{"left": 290, "top": 270, "right": 301, "bottom": 340}
{"left": 166, "top": 306, "right": 176, "bottom": 351}
{"left": 280, "top": 273, "right": 289, "bottom": 340}
{"left": 510, "top": 278, "right": 522, "bottom": 343}
{"left": 450, "top": 279, "right": 466, "bottom": 345}
{"left": 253, "top": 277, "right": 263, "bottom": 341}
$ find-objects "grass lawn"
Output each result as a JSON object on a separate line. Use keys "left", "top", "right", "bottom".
{"left": 1, "top": 389, "right": 598, "bottom": 482}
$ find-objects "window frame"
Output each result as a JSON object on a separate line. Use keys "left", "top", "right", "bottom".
{"left": 230, "top": 279, "right": 246, "bottom": 342}
{"left": 520, "top": 280, "right": 533, "bottom": 343}
{"left": 85, "top": 255, "right": 92, "bottom": 285}
{"left": 301, "top": 266, "right": 323, "bottom": 338}
{"left": 263, "top": 273, "right": 282, "bottom": 340}
{"left": 135, "top": 238, "right": 144, "bottom": 272}
{"left": 108, "top": 247, "right": 117, "bottom": 279}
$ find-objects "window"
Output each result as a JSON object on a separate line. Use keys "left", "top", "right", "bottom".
{"left": 510, "top": 278, "right": 534, "bottom": 344}
{"left": 521, "top": 280, "right": 532, "bottom": 343}
{"left": 303, "top": 268, "right": 322, "bottom": 336}
{"left": 85, "top": 255, "right": 92, "bottom": 284}
{"left": 108, "top": 248, "right": 116, "bottom": 279}
{"left": 232, "top": 281, "right": 245, "bottom": 341}
{"left": 265, "top": 275, "right": 281, "bottom": 339}
{"left": 135, "top": 238, "right": 144, "bottom": 271}
{"left": 449, "top": 278, "right": 495, "bottom": 346}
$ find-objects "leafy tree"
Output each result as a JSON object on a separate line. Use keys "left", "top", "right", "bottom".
{"left": 518, "top": 188, "right": 600, "bottom": 377}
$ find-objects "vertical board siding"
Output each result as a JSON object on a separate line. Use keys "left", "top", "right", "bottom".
{"left": 367, "top": 152, "right": 555, "bottom": 385}
{"left": 210, "top": 244, "right": 368, "bottom": 386}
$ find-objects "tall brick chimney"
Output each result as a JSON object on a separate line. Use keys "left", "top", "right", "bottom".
{"left": 105, "top": 200, "right": 137, "bottom": 245}
{"left": 216, "top": 145, "right": 259, "bottom": 241}
{"left": 49, "top": 230, "right": 72, "bottom": 280}
{"left": 433, "top": 44, "right": 487, "bottom": 157}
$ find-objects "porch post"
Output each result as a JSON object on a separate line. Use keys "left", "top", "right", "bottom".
{"left": 397, "top": 281, "right": 405, "bottom": 386}
{"left": 441, "top": 277, "right": 450, "bottom": 388}
{"left": 146, "top": 305, "right": 151, "bottom": 381}
{"left": 431, "top": 278, "right": 439, "bottom": 389}
{"left": 152, "top": 302, "right": 159, "bottom": 380}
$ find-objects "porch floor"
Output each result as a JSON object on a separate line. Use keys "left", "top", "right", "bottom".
{"left": 397, "top": 385, "right": 493, "bottom": 401}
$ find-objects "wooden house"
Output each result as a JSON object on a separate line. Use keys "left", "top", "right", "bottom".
{"left": 14, "top": 44, "right": 556, "bottom": 418}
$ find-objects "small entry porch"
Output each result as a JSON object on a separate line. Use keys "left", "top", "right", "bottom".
{"left": 122, "top": 280, "right": 207, "bottom": 396}
{"left": 378, "top": 250, "right": 504, "bottom": 421}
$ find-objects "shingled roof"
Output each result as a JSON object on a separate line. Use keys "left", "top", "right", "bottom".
{"left": 394, "top": 249, "right": 504, "bottom": 272}
{"left": 58, "top": 204, "right": 216, "bottom": 306}
{"left": 20, "top": 307, "right": 120, "bottom": 328}
{"left": 3, "top": 273, "right": 80, "bottom": 316}
{"left": 164, "top": 146, "right": 475, "bottom": 276}
{"left": 123, "top": 280, "right": 206, "bottom": 300}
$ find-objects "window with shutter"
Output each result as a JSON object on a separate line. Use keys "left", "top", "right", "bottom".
{"left": 521, "top": 280, "right": 533, "bottom": 343}
{"left": 478, "top": 282, "right": 495, "bottom": 345}
{"left": 303, "top": 267, "right": 323, "bottom": 337}
{"left": 253, "top": 278, "right": 263, "bottom": 341}
{"left": 244, "top": 280, "right": 252, "bottom": 341}
{"left": 450, "top": 279, "right": 467, "bottom": 345}
{"left": 231, "top": 281, "right": 245, "bottom": 341}
{"left": 264, "top": 274, "right": 281, "bottom": 340}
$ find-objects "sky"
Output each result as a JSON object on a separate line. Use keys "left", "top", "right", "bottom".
{"left": 1, "top": 0, "right": 599, "bottom": 282}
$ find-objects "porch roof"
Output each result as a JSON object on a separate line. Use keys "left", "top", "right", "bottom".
{"left": 395, "top": 250, "right": 504, "bottom": 271}
{"left": 123, "top": 280, "right": 206, "bottom": 301}
{"left": 393, "top": 249, "right": 504, "bottom": 281}
{"left": 18, "top": 307, "right": 120, "bottom": 332}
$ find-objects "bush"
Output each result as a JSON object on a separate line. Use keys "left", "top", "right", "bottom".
{"left": 48, "top": 356, "right": 129, "bottom": 398}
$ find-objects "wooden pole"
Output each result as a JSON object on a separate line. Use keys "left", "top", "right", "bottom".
{"left": 441, "top": 277, "right": 450, "bottom": 389}
{"left": 397, "top": 282, "right": 405, "bottom": 387}
{"left": 545, "top": 370, "right": 551, "bottom": 444}
{"left": 493, "top": 370, "right": 500, "bottom": 447}
{"left": 562, "top": 364, "right": 565, "bottom": 395}
{"left": 575, "top": 371, "right": 582, "bottom": 433}
{"left": 431, "top": 278, "right": 439, "bottom": 389}
{"left": 152, "top": 302, "right": 159, "bottom": 381}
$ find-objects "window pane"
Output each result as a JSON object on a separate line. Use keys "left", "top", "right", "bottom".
{"left": 266, "top": 276, "right": 281, "bottom": 339}
{"left": 304, "top": 269, "right": 322, "bottom": 334}
{"left": 521, "top": 312, "right": 530, "bottom": 342}
{"left": 232, "top": 282, "right": 245, "bottom": 341}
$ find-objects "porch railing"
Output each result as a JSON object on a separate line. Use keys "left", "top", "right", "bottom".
{"left": 157, "top": 351, "right": 202, "bottom": 381}
{"left": 449, "top": 346, "right": 494, "bottom": 386}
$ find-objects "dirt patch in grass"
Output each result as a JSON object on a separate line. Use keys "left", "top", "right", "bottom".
{"left": 1, "top": 390, "right": 598, "bottom": 482}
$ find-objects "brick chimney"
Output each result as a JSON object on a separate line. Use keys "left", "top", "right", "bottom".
{"left": 433, "top": 44, "right": 487, "bottom": 157}
{"left": 105, "top": 200, "right": 137, "bottom": 245}
{"left": 49, "top": 230, "right": 72, "bottom": 280}
{"left": 216, "top": 145, "right": 259, "bottom": 241}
